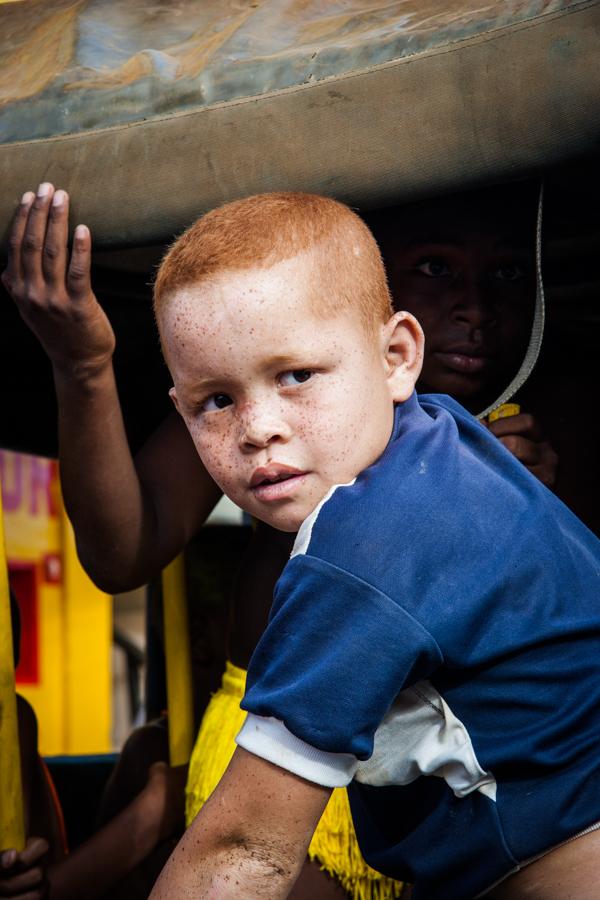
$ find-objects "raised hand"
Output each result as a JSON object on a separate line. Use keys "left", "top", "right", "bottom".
{"left": 487, "top": 412, "right": 558, "bottom": 488}
{"left": 1, "top": 184, "right": 115, "bottom": 379}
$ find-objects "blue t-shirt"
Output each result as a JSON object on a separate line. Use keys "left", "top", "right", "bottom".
{"left": 237, "top": 392, "right": 600, "bottom": 899}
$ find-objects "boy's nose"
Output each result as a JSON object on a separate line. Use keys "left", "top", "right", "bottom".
{"left": 239, "top": 403, "right": 292, "bottom": 451}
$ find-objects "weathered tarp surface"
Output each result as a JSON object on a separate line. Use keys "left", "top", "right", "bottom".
{"left": 0, "top": 0, "right": 585, "bottom": 141}
{"left": 1, "top": 0, "right": 599, "bottom": 247}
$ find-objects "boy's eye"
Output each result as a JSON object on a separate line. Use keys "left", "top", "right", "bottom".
{"left": 202, "top": 393, "right": 233, "bottom": 412}
{"left": 416, "top": 258, "right": 451, "bottom": 278}
{"left": 491, "top": 264, "right": 526, "bottom": 282}
{"left": 279, "top": 370, "right": 313, "bottom": 387}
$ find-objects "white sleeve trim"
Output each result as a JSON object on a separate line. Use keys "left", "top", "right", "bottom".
{"left": 292, "top": 478, "right": 356, "bottom": 558}
{"left": 236, "top": 713, "right": 359, "bottom": 788}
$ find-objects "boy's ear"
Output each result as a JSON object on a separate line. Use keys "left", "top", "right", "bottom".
{"left": 381, "top": 311, "right": 424, "bottom": 402}
{"left": 168, "top": 386, "right": 181, "bottom": 414}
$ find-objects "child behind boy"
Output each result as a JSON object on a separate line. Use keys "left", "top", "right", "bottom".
{"left": 149, "top": 191, "right": 600, "bottom": 899}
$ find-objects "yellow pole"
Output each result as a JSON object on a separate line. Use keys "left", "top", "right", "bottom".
{"left": 0, "top": 480, "right": 25, "bottom": 852}
{"left": 61, "top": 508, "right": 112, "bottom": 754}
{"left": 161, "top": 554, "right": 194, "bottom": 766}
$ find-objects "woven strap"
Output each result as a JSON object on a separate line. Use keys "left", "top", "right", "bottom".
{"left": 477, "top": 182, "right": 546, "bottom": 420}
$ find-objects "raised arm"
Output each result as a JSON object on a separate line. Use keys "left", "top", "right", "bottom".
{"left": 2, "top": 185, "right": 221, "bottom": 592}
{"left": 150, "top": 747, "right": 330, "bottom": 899}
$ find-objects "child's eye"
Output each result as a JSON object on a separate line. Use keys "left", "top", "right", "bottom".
{"left": 491, "top": 264, "right": 526, "bottom": 282}
{"left": 279, "top": 370, "right": 313, "bottom": 387}
{"left": 416, "top": 258, "right": 451, "bottom": 278}
{"left": 201, "top": 393, "right": 233, "bottom": 412}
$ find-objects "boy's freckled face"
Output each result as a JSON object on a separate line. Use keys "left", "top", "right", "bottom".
{"left": 161, "top": 255, "right": 397, "bottom": 532}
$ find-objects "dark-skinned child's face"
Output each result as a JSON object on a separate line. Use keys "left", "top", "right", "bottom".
{"left": 372, "top": 196, "right": 536, "bottom": 413}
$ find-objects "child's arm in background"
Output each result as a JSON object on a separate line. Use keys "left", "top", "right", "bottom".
{"left": 1, "top": 187, "right": 221, "bottom": 592}
{"left": 0, "top": 762, "right": 186, "bottom": 900}
{"left": 150, "top": 747, "right": 331, "bottom": 899}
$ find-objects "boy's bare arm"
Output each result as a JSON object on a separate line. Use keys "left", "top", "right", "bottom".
{"left": 150, "top": 747, "right": 331, "bottom": 899}
{"left": 2, "top": 186, "right": 221, "bottom": 592}
{"left": 486, "top": 827, "right": 600, "bottom": 899}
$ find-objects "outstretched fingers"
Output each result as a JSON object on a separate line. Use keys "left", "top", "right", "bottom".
{"left": 2, "top": 184, "right": 92, "bottom": 306}
{"left": 66, "top": 224, "right": 92, "bottom": 301}
{"left": 20, "top": 183, "right": 55, "bottom": 290}
{"left": 1, "top": 191, "right": 35, "bottom": 295}
{"left": 1, "top": 187, "right": 111, "bottom": 369}
{"left": 42, "top": 189, "right": 70, "bottom": 290}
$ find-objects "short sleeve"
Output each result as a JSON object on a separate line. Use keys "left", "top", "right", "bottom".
{"left": 238, "top": 554, "right": 442, "bottom": 782}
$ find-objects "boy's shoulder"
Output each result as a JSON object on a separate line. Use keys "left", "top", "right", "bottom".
{"left": 290, "top": 390, "right": 599, "bottom": 621}
{"left": 298, "top": 390, "right": 515, "bottom": 544}
{"left": 290, "top": 392, "right": 480, "bottom": 575}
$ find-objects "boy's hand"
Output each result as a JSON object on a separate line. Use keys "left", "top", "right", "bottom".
{"left": 1, "top": 184, "right": 116, "bottom": 378}
{"left": 486, "top": 413, "right": 558, "bottom": 488}
{"left": 0, "top": 837, "right": 49, "bottom": 899}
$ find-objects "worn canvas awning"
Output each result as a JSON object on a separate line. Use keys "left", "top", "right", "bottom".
{"left": 1, "top": 0, "right": 599, "bottom": 248}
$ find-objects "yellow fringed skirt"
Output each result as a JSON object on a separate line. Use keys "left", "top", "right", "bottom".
{"left": 185, "top": 661, "right": 405, "bottom": 900}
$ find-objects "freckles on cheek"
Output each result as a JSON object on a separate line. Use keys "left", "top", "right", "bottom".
{"left": 194, "top": 433, "right": 239, "bottom": 484}
{"left": 189, "top": 431, "right": 220, "bottom": 471}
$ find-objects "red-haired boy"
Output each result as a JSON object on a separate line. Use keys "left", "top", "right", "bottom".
{"left": 146, "top": 192, "right": 600, "bottom": 899}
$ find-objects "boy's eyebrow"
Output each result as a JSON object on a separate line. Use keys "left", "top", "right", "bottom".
{"left": 265, "top": 354, "right": 311, "bottom": 369}
{"left": 180, "top": 355, "right": 309, "bottom": 394}
{"left": 182, "top": 375, "right": 229, "bottom": 395}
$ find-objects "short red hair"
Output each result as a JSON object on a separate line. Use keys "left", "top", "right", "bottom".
{"left": 154, "top": 192, "right": 392, "bottom": 332}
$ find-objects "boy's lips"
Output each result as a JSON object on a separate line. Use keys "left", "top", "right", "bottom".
{"left": 250, "top": 464, "right": 308, "bottom": 502}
